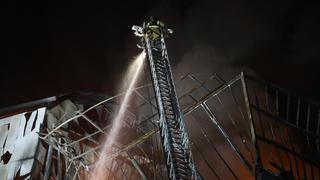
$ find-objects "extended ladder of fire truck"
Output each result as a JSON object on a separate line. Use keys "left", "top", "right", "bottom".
{"left": 132, "top": 17, "right": 200, "bottom": 180}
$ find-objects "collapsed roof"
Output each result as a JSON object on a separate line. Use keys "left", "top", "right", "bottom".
{"left": 0, "top": 72, "right": 319, "bottom": 180}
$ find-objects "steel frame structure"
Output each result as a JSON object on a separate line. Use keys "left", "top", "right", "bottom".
{"left": 1, "top": 71, "right": 320, "bottom": 179}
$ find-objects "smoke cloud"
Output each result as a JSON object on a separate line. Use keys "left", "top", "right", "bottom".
{"left": 141, "top": 0, "right": 320, "bottom": 100}
{"left": 2, "top": 0, "right": 320, "bottom": 107}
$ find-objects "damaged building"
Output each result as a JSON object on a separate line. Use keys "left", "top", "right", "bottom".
{"left": 0, "top": 71, "right": 319, "bottom": 179}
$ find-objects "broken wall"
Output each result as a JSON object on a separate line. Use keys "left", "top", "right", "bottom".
{"left": 0, "top": 107, "right": 46, "bottom": 179}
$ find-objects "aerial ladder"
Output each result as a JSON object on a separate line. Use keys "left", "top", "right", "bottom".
{"left": 132, "top": 17, "right": 201, "bottom": 180}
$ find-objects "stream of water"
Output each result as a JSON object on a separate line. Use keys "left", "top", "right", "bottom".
{"left": 89, "top": 52, "right": 146, "bottom": 180}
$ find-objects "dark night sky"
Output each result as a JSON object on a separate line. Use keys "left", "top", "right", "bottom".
{"left": 2, "top": 0, "right": 320, "bottom": 108}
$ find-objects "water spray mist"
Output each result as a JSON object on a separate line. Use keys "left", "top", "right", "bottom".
{"left": 89, "top": 52, "right": 145, "bottom": 180}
